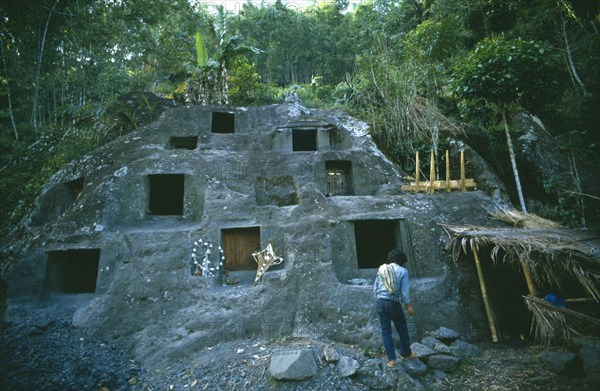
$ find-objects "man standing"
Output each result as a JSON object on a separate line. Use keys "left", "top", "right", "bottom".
{"left": 374, "top": 249, "right": 416, "bottom": 367}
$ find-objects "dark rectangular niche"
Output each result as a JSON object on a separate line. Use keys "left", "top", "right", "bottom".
{"left": 255, "top": 176, "right": 299, "bottom": 206}
{"left": 211, "top": 111, "right": 235, "bottom": 133}
{"left": 65, "top": 177, "right": 85, "bottom": 201}
{"left": 168, "top": 136, "right": 198, "bottom": 150}
{"left": 45, "top": 249, "right": 100, "bottom": 293}
{"left": 325, "top": 160, "right": 353, "bottom": 196}
{"left": 354, "top": 220, "right": 399, "bottom": 269}
{"left": 222, "top": 227, "right": 261, "bottom": 271}
{"left": 292, "top": 128, "right": 317, "bottom": 151}
{"left": 29, "top": 176, "right": 84, "bottom": 226}
{"left": 148, "top": 174, "right": 185, "bottom": 216}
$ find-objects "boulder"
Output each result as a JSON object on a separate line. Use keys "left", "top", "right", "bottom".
{"left": 396, "top": 370, "right": 425, "bottom": 391}
{"left": 411, "top": 342, "right": 436, "bottom": 358}
{"left": 268, "top": 349, "right": 318, "bottom": 381}
{"left": 323, "top": 344, "right": 340, "bottom": 362}
{"left": 401, "top": 357, "right": 429, "bottom": 378}
{"left": 429, "top": 326, "right": 461, "bottom": 342}
{"left": 424, "top": 354, "right": 461, "bottom": 373}
{"left": 357, "top": 359, "right": 400, "bottom": 390}
{"left": 337, "top": 355, "right": 359, "bottom": 377}
{"left": 420, "top": 336, "right": 440, "bottom": 349}
{"left": 538, "top": 351, "right": 578, "bottom": 375}
{"left": 449, "top": 339, "right": 481, "bottom": 358}
{"left": 514, "top": 113, "right": 600, "bottom": 225}
{"left": 432, "top": 343, "right": 453, "bottom": 355}
{"left": 580, "top": 345, "right": 600, "bottom": 387}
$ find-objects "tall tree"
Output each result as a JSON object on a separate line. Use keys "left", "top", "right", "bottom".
{"left": 452, "top": 36, "right": 561, "bottom": 212}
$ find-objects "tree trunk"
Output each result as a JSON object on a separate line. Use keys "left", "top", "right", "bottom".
{"left": 0, "top": 36, "right": 18, "bottom": 140}
{"left": 562, "top": 17, "right": 589, "bottom": 97}
{"left": 32, "top": 0, "right": 58, "bottom": 133}
{"left": 503, "top": 110, "right": 527, "bottom": 213}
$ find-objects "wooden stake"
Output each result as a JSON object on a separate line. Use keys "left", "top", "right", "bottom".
{"left": 472, "top": 245, "right": 499, "bottom": 342}
{"left": 429, "top": 150, "right": 435, "bottom": 194}
{"left": 415, "top": 151, "right": 420, "bottom": 186}
{"left": 460, "top": 150, "right": 466, "bottom": 191}
{"left": 520, "top": 258, "right": 537, "bottom": 297}
{"left": 445, "top": 150, "right": 451, "bottom": 192}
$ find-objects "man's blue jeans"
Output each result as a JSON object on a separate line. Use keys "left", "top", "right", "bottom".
{"left": 376, "top": 298, "right": 411, "bottom": 361}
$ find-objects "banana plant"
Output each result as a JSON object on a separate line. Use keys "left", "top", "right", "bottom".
{"left": 189, "top": 7, "right": 261, "bottom": 105}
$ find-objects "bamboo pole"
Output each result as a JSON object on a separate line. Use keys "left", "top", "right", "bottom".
{"left": 429, "top": 150, "right": 435, "bottom": 194}
{"left": 445, "top": 150, "right": 451, "bottom": 192}
{"left": 519, "top": 257, "right": 538, "bottom": 297}
{"left": 415, "top": 151, "right": 420, "bottom": 186}
{"left": 460, "top": 150, "right": 466, "bottom": 191}
{"left": 472, "top": 245, "right": 499, "bottom": 342}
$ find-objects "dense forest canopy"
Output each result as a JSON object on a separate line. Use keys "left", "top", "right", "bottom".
{"left": 0, "top": 0, "right": 599, "bottom": 238}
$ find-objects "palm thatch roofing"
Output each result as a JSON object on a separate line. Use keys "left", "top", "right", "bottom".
{"left": 443, "top": 209, "right": 600, "bottom": 344}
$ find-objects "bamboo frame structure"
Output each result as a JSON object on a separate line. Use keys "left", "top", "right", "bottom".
{"left": 472, "top": 245, "right": 499, "bottom": 342}
{"left": 403, "top": 150, "right": 476, "bottom": 193}
{"left": 444, "top": 216, "right": 600, "bottom": 344}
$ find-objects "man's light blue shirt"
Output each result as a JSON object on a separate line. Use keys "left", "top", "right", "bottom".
{"left": 374, "top": 263, "right": 411, "bottom": 304}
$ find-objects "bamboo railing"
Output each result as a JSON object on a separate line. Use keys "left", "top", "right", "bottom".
{"left": 402, "top": 150, "right": 477, "bottom": 193}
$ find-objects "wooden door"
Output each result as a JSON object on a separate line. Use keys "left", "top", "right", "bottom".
{"left": 222, "top": 227, "right": 261, "bottom": 270}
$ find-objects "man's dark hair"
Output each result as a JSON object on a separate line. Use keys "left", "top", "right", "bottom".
{"left": 387, "top": 249, "right": 408, "bottom": 266}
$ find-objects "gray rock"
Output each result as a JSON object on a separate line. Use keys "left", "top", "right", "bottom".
{"left": 538, "top": 351, "right": 578, "bottom": 375}
{"left": 268, "top": 349, "right": 318, "bottom": 380}
{"left": 323, "top": 344, "right": 340, "bottom": 362}
{"left": 430, "top": 326, "right": 461, "bottom": 342}
{"left": 401, "top": 356, "right": 429, "bottom": 378}
{"left": 578, "top": 342, "right": 600, "bottom": 388}
{"left": 420, "top": 336, "right": 440, "bottom": 349}
{"left": 449, "top": 339, "right": 481, "bottom": 358}
{"left": 433, "top": 343, "right": 453, "bottom": 355}
{"left": 430, "top": 369, "right": 447, "bottom": 380}
{"left": 396, "top": 370, "right": 425, "bottom": 391}
{"left": 411, "top": 342, "right": 436, "bottom": 358}
{"left": 337, "top": 355, "right": 360, "bottom": 377}
{"left": 580, "top": 346, "right": 600, "bottom": 375}
{"left": 357, "top": 358, "right": 399, "bottom": 390}
{"left": 424, "top": 354, "right": 461, "bottom": 373}
{"left": 2, "top": 103, "right": 505, "bottom": 373}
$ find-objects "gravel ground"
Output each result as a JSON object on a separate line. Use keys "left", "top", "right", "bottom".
{"left": 1, "top": 310, "right": 593, "bottom": 391}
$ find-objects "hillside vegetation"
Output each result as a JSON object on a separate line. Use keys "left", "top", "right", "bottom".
{"left": 1, "top": 0, "right": 599, "bottom": 238}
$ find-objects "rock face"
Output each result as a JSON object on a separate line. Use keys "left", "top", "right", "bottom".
{"left": 2, "top": 103, "right": 501, "bottom": 369}
{"left": 268, "top": 349, "right": 318, "bottom": 380}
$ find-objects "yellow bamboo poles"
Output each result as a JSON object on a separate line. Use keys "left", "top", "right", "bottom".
{"left": 472, "top": 244, "right": 499, "bottom": 342}
{"left": 415, "top": 151, "right": 420, "bottom": 187}
{"left": 460, "top": 150, "right": 466, "bottom": 191}
{"left": 445, "top": 150, "right": 451, "bottom": 192}
{"left": 520, "top": 257, "right": 538, "bottom": 297}
{"left": 403, "top": 149, "right": 476, "bottom": 193}
{"left": 429, "top": 150, "right": 436, "bottom": 194}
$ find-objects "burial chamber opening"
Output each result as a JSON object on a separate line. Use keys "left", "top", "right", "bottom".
{"left": 292, "top": 128, "right": 317, "bottom": 151}
{"left": 211, "top": 111, "right": 235, "bottom": 133}
{"left": 44, "top": 249, "right": 100, "bottom": 294}
{"left": 168, "top": 136, "right": 198, "bottom": 150}
{"left": 147, "top": 174, "right": 184, "bottom": 216}
{"left": 354, "top": 220, "right": 399, "bottom": 269}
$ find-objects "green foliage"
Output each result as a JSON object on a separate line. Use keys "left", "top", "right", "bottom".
{"left": 196, "top": 32, "right": 208, "bottom": 67}
{"left": 452, "top": 36, "right": 561, "bottom": 122}
{"left": 1, "top": 0, "right": 599, "bottom": 237}
{"left": 228, "top": 59, "right": 264, "bottom": 105}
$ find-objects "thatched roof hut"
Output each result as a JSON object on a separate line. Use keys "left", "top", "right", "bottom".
{"left": 443, "top": 210, "right": 600, "bottom": 345}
